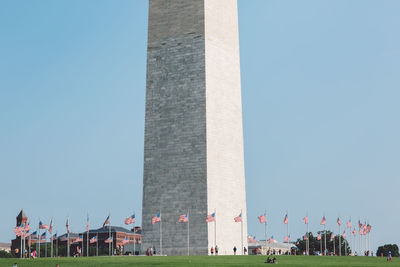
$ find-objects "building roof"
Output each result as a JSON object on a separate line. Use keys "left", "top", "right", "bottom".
{"left": 16, "top": 209, "right": 27, "bottom": 220}
{"left": 83, "top": 226, "right": 140, "bottom": 235}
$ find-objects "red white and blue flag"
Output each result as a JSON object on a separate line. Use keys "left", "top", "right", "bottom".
{"left": 206, "top": 212, "right": 215, "bottom": 223}
{"left": 320, "top": 216, "right": 326, "bottom": 225}
{"left": 178, "top": 213, "right": 189, "bottom": 223}
{"left": 49, "top": 220, "right": 53, "bottom": 234}
{"left": 234, "top": 213, "right": 242, "bottom": 223}
{"left": 342, "top": 231, "right": 346, "bottom": 238}
{"left": 337, "top": 217, "right": 341, "bottom": 226}
{"left": 267, "top": 236, "right": 274, "bottom": 244}
{"left": 317, "top": 234, "right": 321, "bottom": 240}
{"left": 105, "top": 237, "right": 113, "bottom": 243}
{"left": 39, "top": 221, "right": 49, "bottom": 230}
{"left": 303, "top": 234, "right": 308, "bottom": 240}
{"left": 283, "top": 214, "right": 288, "bottom": 224}
{"left": 90, "top": 236, "right": 97, "bottom": 244}
{"left": 303, "top": 216, "right": 309, "bottom": 224}
{"left": 330, "top": 233, "right": 334, "bottom": 240}
{"left": 125, "top": 214, "right": 136, "bottom": 225}
{"left": 66, "top": 218, "right": 70, "bottom": 233}
{"left": 103, "top": 215, "right": 110, "bottom": 228}
{"left": 152, "top": 213, "right": 161, "bottom": 224}
{"left": 248, "top": 235, "right": 256, "bottom": 243}
{"left": 346, "top": 220, "right": 351, "bottom": 229}
{"left": 51, "top": 233, "right": 57, "bottom": 241}
{"left": 40, "top": 232, "right": 46, "bottom": 240}
{"left": 284, "top": 235, "right": 290, "bottom": 243}
{"left": 75, "top": 235, "right": 83, "bottom": 243}
{"left": 122, "top": 237, "right": 130, "bottom": 245}
{"left": 86, "top": 215, "right": 89, "bottom": 232}
{"left": 258, "top": 214, "right": 266, "bottom": 223}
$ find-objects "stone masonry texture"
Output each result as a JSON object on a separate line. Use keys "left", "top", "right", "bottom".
{"left": 142, "top": 0, "right": 247, "bottom": 256}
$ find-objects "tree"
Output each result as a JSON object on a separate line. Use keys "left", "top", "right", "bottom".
{"left": 0, "top": 250, "right": 13, "bottom": 258}
{"left": 295, "top": 230, "right": 350, "bottom": 255}
{"left": 377, "top": 244, "right": 399, "bottom": 257}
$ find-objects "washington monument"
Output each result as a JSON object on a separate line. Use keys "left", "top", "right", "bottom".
{"left": 142, "top": 0, "right": 247, "bottom": 255}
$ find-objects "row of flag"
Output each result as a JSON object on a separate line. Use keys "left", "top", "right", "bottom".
{"left": 150, "top": 212, "right": 243, "bottom": 224}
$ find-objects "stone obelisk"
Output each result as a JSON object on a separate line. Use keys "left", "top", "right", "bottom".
{"left": 142, "top": 0, "right": 247, "bottom": 255}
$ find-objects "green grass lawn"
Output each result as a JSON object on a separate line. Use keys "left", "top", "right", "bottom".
{"left": 0, "top": 255, "right": 398, "bottom": 267}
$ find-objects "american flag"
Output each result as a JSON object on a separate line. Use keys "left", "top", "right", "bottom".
{"left": 258, "top": 214, "right": 266, "bottom": 223}
{"left": 125, "top": 214, "right": 136, "bottom": 225}
{"left": 122, "top": 237, "right": 130, "bottom": 245}
{"left": 363, "top": 223, "right": 367, "bottom": 230}
{"left": 337, "top": 217, "right": 341, "bottom": 226}
{"left": 86, "top": 215, "right": 89, "bottom": 232}
{"left": 14, "top": 226, "right": 22, "bottom": 237}
{"left": 359, "top": 229, "right": 364, "bottom": 235}
{"left": 358, "top": 220, "right": 362, "bottom": 229}
{"left": 103, "top": 215, "right": 111, "bottom": 228}
{"left": 178, "top": 213, "right": 189, "bottom": 223}
{"left": 342, "top": 231, "right": 346, "bottom": 238}
{"left": 31, "top": 231, "right": 38, "bottom": 240}
{"left": 152, "top": 213, "right": 161, "bottom": 224}
{"left": 66, "top": 218, "right": 70, "bottom": 233}
{"left": 352, "top": 228, "right": 356, "bottom": 236}
{"left": 51, "top": 233, "right": 57, "bottom": 241}
{"left": 39, "top": 221, "right": 49, "bottom": 230}
{"left": 303, "top": 216, "right": 309, "bottom": 224}
{"left": 303, "top": 235, "right": 308, "bottom": 241}
{"left": 61, "top": 234, "right": 69, "bottom": 242}
{"left": 49, "top": 220, "right": 53, "bottom": 234}
{"left": 206, "top": 212, "right": 215, "bottom": 223}
{"left": 41, "top": 232, "right": 46, "bottom": 240}
{"left": 317, "top": 234, "right": 321, "bottom": 240}
{"left": 367, "top": 224, "right": 372, "bottom": 233}
{"left": 284, "top": 235, "right": 290, "bottom": 243}
{"left": 24, "top": 223, "right": 30, "bottom": 232}
{"left": 283, "top": 214, "right": 288, "bottom": 224}
{"left": 75, "top": 235, "right": 83, "bottom": 243}
{"left": 346, "top": 220, "right": 351, "bottom": 229}
{"left": 330, "top": 233, "right": 334, "bottom": 240}
{"left": 248, "top": 235, "right": 256, "bottom": 243}
{"left": 104, "top": 237, "right": 113, "bottom": 243}
{"left": 320, "top": 216, "right": 326, "bottom": 225}
{"left": 267, "top": 236, "right": 274, "bottom": 244}
{"left": 234, "top": 213, "right": 242, "bottom": 223}
{"left": 90, "top": 236, "right": 97, "bottom": 244}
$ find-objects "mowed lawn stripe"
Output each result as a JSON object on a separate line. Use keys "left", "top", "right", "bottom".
{"left": 0, "top": 255, "right": 397, "bottom": 267}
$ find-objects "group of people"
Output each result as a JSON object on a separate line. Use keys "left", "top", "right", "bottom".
{"left": 264, "top": 256, "right": 277, "bottom": 264}
{"left": 145, "top": 246, "right": 157, "bottom": 256}
{"left": 210, "top": 245, "right": 248, "bottom": 255}
{"left": 210, "top": 245, "right": 219, "bottom": 255}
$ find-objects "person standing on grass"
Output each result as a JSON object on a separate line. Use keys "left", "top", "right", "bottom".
{"left": 210, "top": 246, "right": 214, "bottom": 255}
{"left": 215, "top": 245, "right": 219, "bottom": 255}
{"left": 233, "top": 246, "right": 237, "bottom": 255}
{"left": 12, "top": 263, "right": 17, "bottom": 267}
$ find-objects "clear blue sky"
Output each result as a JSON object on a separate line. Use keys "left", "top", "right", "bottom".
{"left": 1, "top": 0, "right": 399, "bottom": 252}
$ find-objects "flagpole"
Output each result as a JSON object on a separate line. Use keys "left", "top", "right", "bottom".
{"left": 319, "top": 232, "right": 322, "bottom": 255}
{"left": 51, "top": 220, "right": 53, "bottom": 258}
{"left": 133, "top": 211, "right": 136, "bottom": 256}
{"left": 20, "top": 227, "right": 23, "bottom": 258}
{"left": 109, "top": 213, "right": 111, "bottom": 256}
{"left": 38, "top": 218, "right": 41, "bottom": 258}
{"left": 160, "top": 209, "right": 162, "bottom": 256}
{"left": 56, "top": 233, "right": 58, "bottom": 257}
{"left": 324, "top": 224, "right": 326, "bottom": 255}
{"left": 241, "top": 209, "right": 243, "bottom": 255}
{"left": 187, "top": 209, "right": 190, "bottom": 256}
{"left": 45, "top": 231, "right": 47, "bottom": 258}
{"left": 286, "top": 210, "right": 289, "bottom": 255}
{"left": 306, "top": 211, "right": 309, "bottom": 256}
{"left": 333, "top": 232, "right": 335, "bottom": 255}
{"left": 96, "top": 233, "right": 99, "bottom": 257}
{"left": 349, "top": 218, "right": 352, "bottom": 255}
{"left": 264, "top": 210, "right": 267, "bottom": 255}
{"left": 214, "top": 209, "right": 217, "bottom": 253}
{"left": 22, "top": 227, "right": 25, "bottom": 258}
{"left": 86, "top": 214, "right": 89, "bottom": 257}
{"left": 28, "top": 230, "right": 31, "bottom": 257}
{"left": 67, "top": 217, "right": 70, "bottom": 257}
{"left": 338, "top": 223, "right": 341, "bottom": 256}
